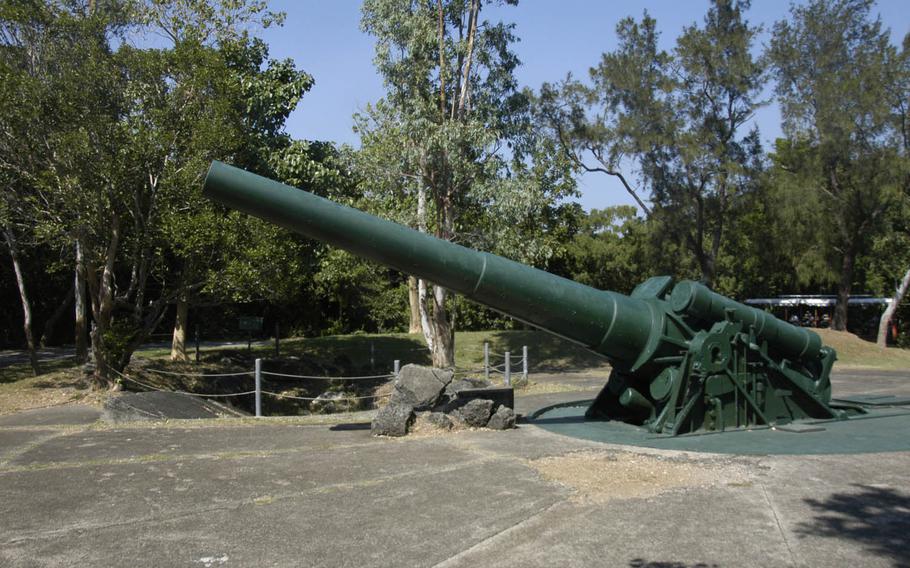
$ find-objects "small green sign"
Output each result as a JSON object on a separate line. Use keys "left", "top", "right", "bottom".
{"left": 238, "top": 316, "right": 263, "bottom": 332}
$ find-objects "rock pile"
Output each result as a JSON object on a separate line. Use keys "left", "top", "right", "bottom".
{"left": 371, "top": 364, "right": 516, "bottom": 437}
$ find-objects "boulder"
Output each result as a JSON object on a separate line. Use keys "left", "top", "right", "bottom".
{"left": 371, "top": 404, "right": 414, "bottom": 437}
{"left": 389, "top": 365, "right": 454, "bottom": 410}
{"left": 446, "top": 377, "right": 493, "bottom": 393}
{"left": 423, "top": 411, "right": 453, "bottom": 430}
{"left": 414, "top": 411, "right": 453, "bottom": 431}
{"left": 445, "top": 377, "right": 493, "bottom": 398}
{"left": 486, "top": 405, "right": 516, "bottom": 430}
{"left": 452, "top": 398, "right": 494, "bottom": 428}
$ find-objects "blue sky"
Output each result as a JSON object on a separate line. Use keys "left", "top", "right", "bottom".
{"left": 259, "top": 1, "right": 909, "bottom": 211}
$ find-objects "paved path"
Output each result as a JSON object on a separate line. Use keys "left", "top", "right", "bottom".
{"left": 0, "top": 370, "right": 907, "bottom": 567}
{"left": 0, "top": 340, "right": 273, "bottom": 369}
{"left": 0, "top": 347, "right": 77, "bottom": 368}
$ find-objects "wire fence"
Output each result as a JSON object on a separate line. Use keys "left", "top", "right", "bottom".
{"left": 145, "top": 368, "right": 254, "bottom": 378}
{"left": 478, "top": 342, "right": 529, "bottom": 386}
{"left": 106, "top": 360, "right": 397, "bottom": 416}
{"left": 106, "top": 341, "right": 529, "bottom": 417}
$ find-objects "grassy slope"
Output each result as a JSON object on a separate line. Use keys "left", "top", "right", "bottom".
{"left": 0, "top": 359, "right": 102, "bottom": 414}
{"left": 264, "top": 330, "right": 611, "bottom": 374}
{"left": 815, "top": 329, "right": 910, "bottom": 370}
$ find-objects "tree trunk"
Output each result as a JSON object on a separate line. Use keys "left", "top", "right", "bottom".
{"left": 88, "top": 215, "right": 121, "bottom": 389}
{"left": 2, "top": 226, "right": 40, "bottom": 376}
{"left": 877, "top": 267, "right": 910, "bottom": 348}
{"left": 697, "top": 252, "right": 716, "bottom": 289}
{"left": 428, "top": 284, "right": 454, "bottom": 368}
{"left": 170, "top": 295, "right": 189, "bottom": 361}
{"left": 408, "top": 276, "right": 421, "bottom": 333}
{"left": 833, "top": 247, "right": 855, "bottom": 332}
{"left": 74, "top": 239, "right": 88, "bottom": 362}
{"left": 40, "top": 281, "right": 74, "bottom": 347}
{"left": 413, "top": 149, "right": 458, "bottom": 367}
{"left": 417, "top": 276, "right": 435, "bottom": 354}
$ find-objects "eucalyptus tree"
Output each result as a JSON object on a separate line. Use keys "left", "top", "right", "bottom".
{"left": 357, "top": 0, "right": 574, "bottom": 367}
{"left": 537, "top": 0, "right": 765, "bottom": 288}
{"left": 769, "top": 0, "right": 905, "bottom": 331}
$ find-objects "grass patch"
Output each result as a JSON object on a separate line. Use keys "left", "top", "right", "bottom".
{"left": 0, "top": 357, "right": 81, "bottom": 385}
{"left": 0, "top": 363, "right": 102, "bottom": 415}
{"left": 236, "top": 330, "right": 611, "bottom": 375}
{"left": 817, "top": 329, "right": 910, "bottom": 370}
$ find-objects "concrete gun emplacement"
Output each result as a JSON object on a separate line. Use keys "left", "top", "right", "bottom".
{"left": 203, "top": 161, "right": 859, "bottom": 435}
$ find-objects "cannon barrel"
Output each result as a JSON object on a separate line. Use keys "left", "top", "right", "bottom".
{"left": 203, "top": 161, "right": 845, "bottom": 435}
{"left": 203, "top": 161, "right": 652, "bottom": 362}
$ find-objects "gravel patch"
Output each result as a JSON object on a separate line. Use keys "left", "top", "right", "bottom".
{"left": 529, "top": 450, "right": 753, "bottom": 502}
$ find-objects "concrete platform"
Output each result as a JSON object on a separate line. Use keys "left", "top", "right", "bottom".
{"left": 0, "top": 368, "right": 907, "bottom": 567}
{"left": 0, "top": 404, "right": 101, "bottom": 427}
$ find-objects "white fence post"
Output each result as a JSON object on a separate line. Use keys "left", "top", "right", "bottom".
{"left": 484, "top": 342, "right": 489, "bottom": 381}
{"left": 393, "top": 359, "right": 400, "bottom": 378}
{"left": 504, "top": 351, "right": 511, "bottom": 386}
{"left": 254, "top": 358, "right": 262, "bottom": 418}
{"left": 522, "top": 345, "right": 528, "bottom": 381}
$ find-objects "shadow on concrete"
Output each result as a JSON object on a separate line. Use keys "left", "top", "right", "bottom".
{"left": 629, "top": 560, "right": 718, "bottom": 568}
{"left": 795, "top": 484, "right": 910, "bottom": 566}
{"left": 330, "top": 423, "right": 372, "bottom": 431}
{"left": 526, "top": 414, "right": 592, "bottom": 425}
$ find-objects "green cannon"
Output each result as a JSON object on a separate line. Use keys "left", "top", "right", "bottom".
{"left": 203, "top": 161, "right": 854, "bottom": 435}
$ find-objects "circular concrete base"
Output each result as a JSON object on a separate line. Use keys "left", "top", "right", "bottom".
{"left": 529, "top": 400, "right": 910, "bottom": 455}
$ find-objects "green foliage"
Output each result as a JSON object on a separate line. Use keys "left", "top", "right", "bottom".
{"left": 355, "top": 0, "right": 576, "bottom": 256}
{"left": 562, "top": 206, "right": 649, "bottom": 294}
{"left": 768, "top": 0, "right": 907, "bottom": 328}
{"left": 865, "top": 197, "right": 910, "bottom": 297}
{"left": 538, "top": 0, "right": 765, "bottom": 286}
{"left": 0, "top": 1, "right": 348, "bottom": 379}
{"left": 3, "top": 0, "right": 909, "bottom": 360}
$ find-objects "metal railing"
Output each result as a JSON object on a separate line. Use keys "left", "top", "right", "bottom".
{"left": 481, "top": 342, "right": 528, "bottom": 386}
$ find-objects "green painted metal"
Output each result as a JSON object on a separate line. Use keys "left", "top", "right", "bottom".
{"left": 203, "top": 161, "right": 855, "bottom": 435}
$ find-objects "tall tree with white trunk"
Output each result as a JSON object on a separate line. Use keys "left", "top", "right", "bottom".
{"left": 357, "top": 0, "right": 574, "bottom": 367}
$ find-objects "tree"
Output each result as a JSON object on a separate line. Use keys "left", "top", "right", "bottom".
{"left": 357, "top": 0, "right": 574, "bottom": 366}
{"left": 0, "top": 0, "right": 130, "bottom": 374}
{"left": 769, "top": 0, "right": 904, "bottom": 331}
{"left": 866, "top": 197, "right": 910, "bottom": 346}
{"left": 873, "top": 32, "right": 910, "bottom": 345}
{"left": 563, "top": 206, "right": 649, "bottom": 294}
{"left": 0, "top": 0, "right": 320, "bottom": 386}
{"left": 538, "top": 0, "right": 765, "bottom": 287}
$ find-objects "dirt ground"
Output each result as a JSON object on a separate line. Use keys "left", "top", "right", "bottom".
{"left": 529, "top": 450, "right": 754, "bottom": 502}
